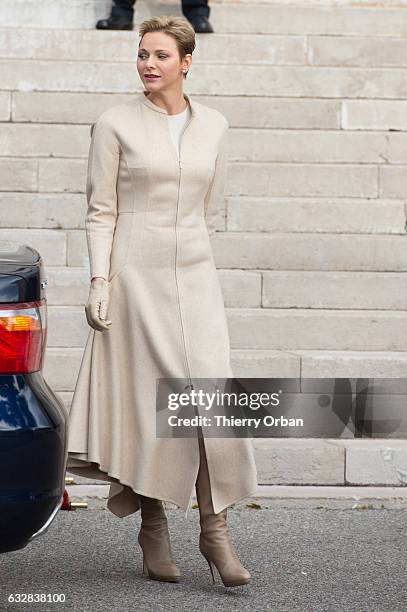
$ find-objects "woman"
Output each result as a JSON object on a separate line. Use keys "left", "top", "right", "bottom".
{"left": 66, "top": 15, "right": 258, "bottom": 588}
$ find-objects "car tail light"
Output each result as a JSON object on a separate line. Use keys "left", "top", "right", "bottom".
{"left": 0, "top": 299, "right": 47, "bottom": 373}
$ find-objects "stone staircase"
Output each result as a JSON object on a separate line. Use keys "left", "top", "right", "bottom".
{"left": 1, "top": 0, "right": 407, "bottom": 489}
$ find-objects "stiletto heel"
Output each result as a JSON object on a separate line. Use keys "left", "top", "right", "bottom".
{"left": 208, "top": 560, "right": 216, "bottom": 584}
{"left": 203, "top": 554, "right": 216, "bottom": 584}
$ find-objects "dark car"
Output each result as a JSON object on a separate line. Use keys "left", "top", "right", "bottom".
{"left": 0, "top": 242, "right": 68, "bottom": 554}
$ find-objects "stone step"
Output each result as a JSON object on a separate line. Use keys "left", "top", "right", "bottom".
{"left": 43, "top": 348, "right": 407, "bottom": 391}
{"left": 231, "top": 349, "right": 407, "bottom": 378}
{"left": 4, "top": 123, "right": 407, "bottom": 167}
{"left": 1, "top": 229, "right": 406, "bottom": 272}
{"left": 4, "top": 122, "right": 407, "bottom": 166}
{"left": 23, "top": 266, "right": 407, "bottom": 311}
{"left": 254, "top": 439, "right": 345, "bottom": 485}
{"left": 227, "top": 309, "right": 407, "bottom": 351}
{"left": 2, "top": 157, "right": 403, "bottom": 198}
{"left": 227, "top": 197, "right": 406, "bottom": 234}
{"left": 3, "top": 27, "right": 407, "bottom": 69}
{"left": 214, "top": 233, "right": 407, "bottom": 270}
{"left": 0, "top": 193, "right": 405, "bottom": 235}
{"left": 1, "top": 0, "right": 111, "bottom": 29}
{"left": 17, "top": 265, "right": 262, "bottom": 309}
{"left": 46, "top": 348, "right": 293, "bottom": 392}
{"left": 40, "top": 305, "right": 407, "bottom": 349}
{"left": 0, "top": 91, "right": 383, "bottom": 131}
{"left": 3, "top": 59, "right": 407, "bottom": 98}
{"left": 7, "top": 90, "right": 336, "bottom": 127}
{"left": 65, "top": 440, "right": 407, "bottom": 489}
{"left": 2, "top": 1, "right": 407, "bottom": 34}
{"left": 63, "top": 438, "right": 407, "bottom": 488}
{"left": 42, "top": 347, "right": 302, "bottom": 391}
{"left": 294, "top": 350, "right": 407, "bottom": 378}
{"left": 262, "top": 271, "right": 407, "bottom": 310}
{"left": 0, "top": 28, "right": 306, "bottom": 65}
{"left": 6, "top": 92, "right": 407, "bottom": 132}
{"left": 254, "top": 439, "right": 407, "bottom": 487}
{"left": 65, "top": 484, "right": 407, "bottom": 507}
{"left": 0, "top": 156, "right": 392, "bottom": 199}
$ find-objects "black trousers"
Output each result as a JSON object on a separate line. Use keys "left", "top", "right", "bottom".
{"left": 112, "top": 0, "right": 209, "bottom": 21}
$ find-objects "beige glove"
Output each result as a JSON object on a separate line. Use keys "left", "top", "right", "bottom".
{"left": 85, "top": 277, "right": 112, "bottom": 331}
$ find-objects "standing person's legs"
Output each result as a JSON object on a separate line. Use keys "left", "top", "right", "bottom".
{"left": 97, "top": 0, "right": 214, "bottom": 33}
{"left": 182, "top": 0, "right": 214, "bottom": 32}
{"left": 111, "top": 0, "right": 136, "bottom": 20}
{"left": 182, "top": 0, "right": 209, "bottom": 21}
{"left": 96, "top": 0, "right": 135, "bottom": 30}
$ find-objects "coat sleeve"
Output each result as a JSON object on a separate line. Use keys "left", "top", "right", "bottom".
{"left": 85, "top": 117, "right": 120, "bottom": 282}
{"left": 204, "top": 120, "right": 229, "bottom": 238}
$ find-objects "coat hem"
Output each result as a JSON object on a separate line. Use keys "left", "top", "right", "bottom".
{"left": 214, "top": 485, "right": 259, "bottom": 514}
{"left": 66, "top": 455, "right": 190, "bottom": 518}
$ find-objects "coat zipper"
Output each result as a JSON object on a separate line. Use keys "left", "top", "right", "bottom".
{"left": 175, "top": 114, "right": 194, "bottom": 392}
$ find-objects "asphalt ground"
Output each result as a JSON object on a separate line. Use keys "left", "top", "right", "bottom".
{"left": 1, "top": 496, "right": 407, "bottom": 612}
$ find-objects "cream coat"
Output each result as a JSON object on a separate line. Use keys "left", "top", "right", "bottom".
{"left": 66, "top": 90, "right": 258, "bottom": 518}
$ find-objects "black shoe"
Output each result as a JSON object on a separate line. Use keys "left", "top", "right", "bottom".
{"left": 96, "top": 15, "right": 133, "bottom": 30}
{"left": 189, "top": 16, "right": 214, "bottom": 33}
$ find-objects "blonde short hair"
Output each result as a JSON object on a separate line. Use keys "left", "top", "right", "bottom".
{"left": 138, "top": 16, "right": 196, "bottom": 79}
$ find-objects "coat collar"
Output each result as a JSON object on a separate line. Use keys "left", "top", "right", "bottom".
{"left": 140, "top": 90, "right": 196, "bottom": 118}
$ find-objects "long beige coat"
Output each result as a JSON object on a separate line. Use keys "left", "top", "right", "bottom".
{"left": 66, "top": 90, "right": 258, "bottom": 518}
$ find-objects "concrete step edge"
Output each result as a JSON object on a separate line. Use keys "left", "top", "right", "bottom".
{"left": 66, "top": 483, "right": 407, "bottom": 500}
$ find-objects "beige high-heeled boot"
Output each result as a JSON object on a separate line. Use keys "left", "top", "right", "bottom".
{"left": 195, "top": 437, "right": 251, "bottom": 587}
{"left": 137, "top": 494, "right": 181, "bottom": 582}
